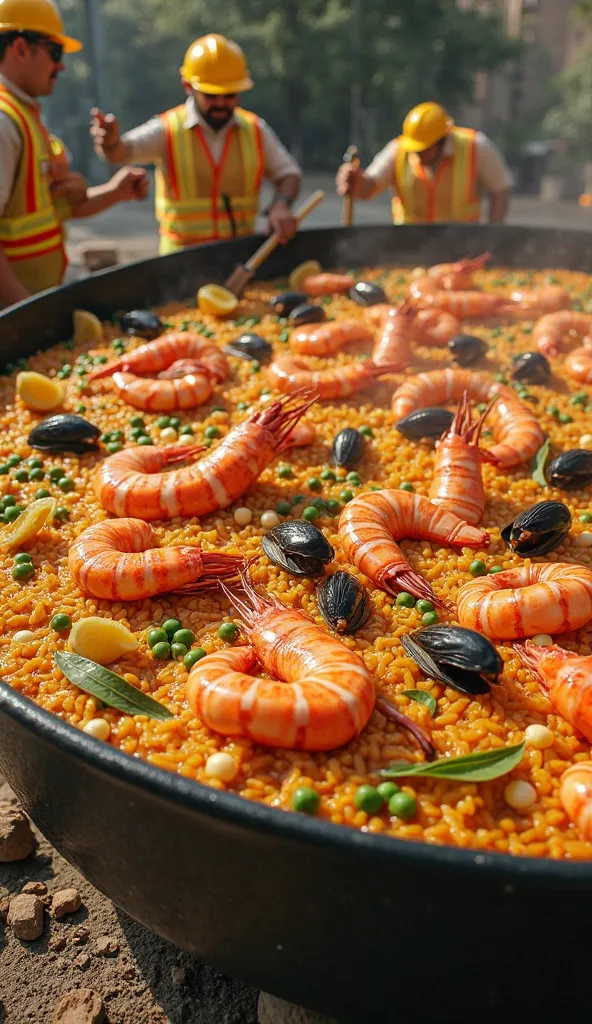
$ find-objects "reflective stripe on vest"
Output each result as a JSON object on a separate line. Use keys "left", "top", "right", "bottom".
{"left": 0, "top": 86, "right": 66, "bottom": 271}
{"left": 392, "top": 128, "right": 480, "bottom": 224}
{"left": 154, "top": 106, "right": 264, "bottom": 252}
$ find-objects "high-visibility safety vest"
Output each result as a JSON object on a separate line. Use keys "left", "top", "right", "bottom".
{"left": 392, "top": 127, "right": 481, "bottom": 225}
{"left": 0, "top": 84, "right": 67, "bottom": 295}
{"left": 155, "top": 105, "right": 264, "bottom": 254}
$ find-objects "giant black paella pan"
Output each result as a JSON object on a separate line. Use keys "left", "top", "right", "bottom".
{"left": 1, "top": 225, "right": 592, "bottom": 1024}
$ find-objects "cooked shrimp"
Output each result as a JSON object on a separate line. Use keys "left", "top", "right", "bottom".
{"left": 186, "top": 572, "right": 375, "bottom": 750}
{"left": 372, "top": 302, "right": 416, "bottom": 369}
{"left": 365, "top": 303, "right": 461, "bottom": 347}
{"left": 94, "top": 394, "right": 315, "bottom": 520}
{"left": 267, "top": 355, "right": 397, "bottom": 400}
{"left": 68, "top": 518, "right": 242, "bottom": 601}
{"left": 90, "top": 332, "right": 229, "bottom": 384}
{"left": 338, "top": 489, "right": 489, "bottom": 607}
{"left": 282, "top": 420, "right": 316, "bottom": 448}
{"left": 565, "top": 346, "right": 592, "bottom": 384}
{"left": 533, "top": 311, "right": 592, "bottom": 358}
{"left": 514, "top": 642, "right": 592, "bottom": 744}
{"left": 559, "top": 762, "right": 592, "bottom": 840}
{"left": 390, "top": 368, "right": 544, "bottom": 468}
{"left": 290, "top": 320, "right": 373, "bottom": 357}
{"left": 409, "top": 277, "right": 510, "bottom": 319}
{"left": 510, "top": 285, "right": 571, "bottom": 317}
{"left": 111, "top": 366, "right": 216, "bottom": 412}
{"left": 427, "top": 252, "right": 491, "bottom": 289}
{"left": 302, "top": 273, "right": 355, "bottom": 296}
{"left": 428, "top": 392, "right": 496, "bottom": 526}
{"left": 457, "top": 564, "right": 592, "bottom": 640}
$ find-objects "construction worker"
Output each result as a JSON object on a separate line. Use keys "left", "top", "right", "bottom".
{"left": 336, "top": 102, "right": 511, "bottom": 224}
{"left": 0, "top": 0, "right": 149, "bottom": 307}
{"left": 90, "top": 33, "right": 301, "bottom": 254}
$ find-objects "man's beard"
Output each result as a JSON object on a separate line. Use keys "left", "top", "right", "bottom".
{"left": 201, "top": 107, "right": 234, "bottom": 131}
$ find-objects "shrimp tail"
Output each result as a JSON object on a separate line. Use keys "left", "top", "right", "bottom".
{"left": 382, "top": 565, "right": 447, "bottom": 609}
{"left": 154, "top": 444, "right": 206, "bottom": 464}
{"left": 90, "top": 360, "right": 124, "bottom": 380}
{"left": 173, "top": 553, "right": 244, "bottom": 593}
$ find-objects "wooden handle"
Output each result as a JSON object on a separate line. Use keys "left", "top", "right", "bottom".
{"left": 342, "top": 145, "right": 360, "bottom": 228}
{"left": 244, "top": 190, "right": 326, "bottom": 273}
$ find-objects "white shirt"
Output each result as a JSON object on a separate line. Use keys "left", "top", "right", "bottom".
{"left": 365, "top": 132, "right": 512, "bottom": 197}
{"left": 120, "top": 96, "right": 301, "bottom": 185}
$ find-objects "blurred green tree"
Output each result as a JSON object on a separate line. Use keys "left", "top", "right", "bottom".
{"left": 543, "top": 2, "right": 592, "bottom": 169}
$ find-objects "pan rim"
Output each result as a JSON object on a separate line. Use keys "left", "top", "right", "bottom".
{"left": 2, "top": 678, "right": 592, "bottom": 886}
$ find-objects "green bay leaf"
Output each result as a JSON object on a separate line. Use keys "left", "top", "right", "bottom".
{"left": 55, "top": 651, "right": 173, "bottom": 721}
{"left": 532, "top": 437, "right": 550, "bottom": 487}
{"left": 401, "top": 689, "right": 437, "bottom": 717}
{"left": 379, "top": 741, "right": 525, "bottom": 783}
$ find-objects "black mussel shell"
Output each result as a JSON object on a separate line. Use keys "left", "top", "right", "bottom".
{"left": 317, "top": 571, "right": 371, "bottom": 634}
{"left": 548, "top": 450, "right": 592, "bottom": 490}
{"left": 511, "top": 351, "right": 551, "bottom": 385}
{"left": 348, "top": 280, "right": 387, "bottom": 307}
{"left": 119, "top": 310, "right": 163, "bottom": 339}
{"left": 262, "top": 521, "right": 334, "bottom": 577}
{"left": 332, "top": 427, "right": 365, "bottom": 468}
{"left": 401, "top": 626, "right": 502, "bottom": 697}
{"left": 28, "top": 414, "right": 100, "bottom": 453}
{"left": 501, "top": 500, "right": 571, "bottom": 556}
{"left": 396, "top": 407, "right": 454, "bottom": 441}
{"left": 269, "top": 291, "right": 307, "bottom": 317}
{"left": 223, "top": 332, "right": 273, "bottom": 363}
{"left": 288, "top": 303, "right": 326, "bottom": 326}
{"left": 448, "top": 334, "right": 488, "bottom": 367}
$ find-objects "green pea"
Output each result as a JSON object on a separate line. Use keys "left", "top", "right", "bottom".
{"left": 346, "top": 472, "right": 361, "bottom": 486}
{"left": 173, "top": 628, "right": 195, "bottom": 648}
{"left": 493, "top": 373, "right": 507, "bottom": 383}
{"left": 6, "top": 455, "right": 21, "bottom": 467}
{"left": 291, "top": 787, "right": 320, "bottom": 814}
{"left": 320, "top": 469, "right": 336, "bottom": 481}
{"left": 579, "top": 513, "right": 592, "bottom": 523}
{"left": 178, "top": 424, "right": 193, "bottom": 435}
{"left": 212, "top": 405, "right": 225, "bottom": 413}
{"left": 184, "top": 648, "right": 207, "bottom": 670}
{"left": 74, "top": 403, "right": 87, "bottom": 414}
{"left": 377, "top": 781, "right": 400, "bottom": 801}
{"left": 53, "top": 506, "right": 70, "bottom": 522}
{"left": 469, "top": 559, "right": 487, "bottom": 576}
{"left": 570, "top": 392, "right": 588, "bottom": 406}
{"left": 29, "top": 468, "right": 44, "bottom": 482}
{"left": 156, "top": 416, "right": 171, "bottom": 429}
{"left": 415, "top": 599, "right": 434, "bottom": 614}
{"left": 359, "top": 425, "right": 374, "bottom": 438}
{"left": 138, "top": 436, "right": 153, "bottom": 446}
{"left": 204, "top": 426, "right": 220, "bottom": 440}
{"left": 162, "top": 618, "right": 182, "bottom": 640}
{"left": 14, "top": 552, "right": 33, "bottom": 564}
{"left": 218, "top": 622, "right": 239, "bottom": 642}
{"left": 279, "top": 329, "right": 290, "bottom": 342}
{"left": 12, "top": 563, "right": 34, "bottom": 581}
{"left": 278, "top": 465, "right": 293, "bottom": 479}
{"left": 49, "top": 467, "right": 65, "bottom": 482}
{"left": 171, "top": 642, "right": 188, "bottom": 660}
{"left": 251, "top": 361, "right": 261, "bottom": 374}
{"left": 302, "top": 506, "right": 319, "bottom": 522}
{"left": 130, "top": 426, "right": 147, "bottom": 440}
{"left": 13, "top": 469, "right": 28, "bottom": 483}
{"left": 399, "top": 481, "right": 414, "bottom": 492}
{"left": 109, "top": 430, "right": 124, "bottom": 441}
{"left": 27, "top": 458, "right": 43, "bottom": 469}
{"left": 388, "top": 791, "right": 417, "bottom": 819}
{"left": 169, "top": 417, "right": 182, "bottom": 430}
{"left": 325, "top": 499, "right": 341, "bottom": 515}
{"left": 106, "top": 442, "right": 123, "bottom": 454}
{"left": 152, "top": 641, "right": 171, "bottom": 660}
{"left": 546, "top": 405, "right": 560, "bottom": 417}
{"left": 276, "top": 500, "right": 292, "bottom": 516}
{"left": 51, "top": 613, "right": 72, "bottom": 631}
{"left": 559, "top": 413, "right": 573, "bottom": 424}
{"left": 34, "top": 488, "right": 50, "bottom": 500}
{"left": 340, "top": 489, "right": 354, "bottom": 503}
{"left": 291, "top": 494, "right": 305, "bottom": 506}
{"left": 147, "top": 628, "right": 168, "bottom": 648}
{"left": 395, "top": 592, "right": 415, "bottom": 608}
{"left": 130, "top": 415, "right": 145, "bottom": 428}
{"left": 4, "top": 506, "right": 23, "bottom": 523}
{"left": 307, "top": 477, "right": 322, "bottom": 491}
{"left": 1, "top": 494, "right": 16, "bottom": 509}
{"left": 58, "top": 477, "right": 75, "bottom": 492}
{"left": 475, "top": 403, "right": 487, "bottom": 414}
{"left": 489, "top": 565, "right": 504, "bottom": 574}
{"left": 0, "top": 465, "right": 9, "bottom": 475}
{"left": 308, "top": 497, "right": 326, "bottom": 511}
{"left": 422, "top": 611, "right": 439, "bottom": 626}
{"left": 354, "top": 785, "right": 384, "bottom": 815}
{"left": 237, "top": 401, "right": 249, "bottom": 411}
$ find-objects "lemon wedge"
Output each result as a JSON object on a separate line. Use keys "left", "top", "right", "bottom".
{"left": 197, "top": 284, "right": 238, "bottom": 318}
{"left": 68, "top": 617, "right": 138, "bottom": 665}
{"left": 73, "top": 309, "right": 103, "bottom": 346}
{"left": 289, "top": 259, "right": 322, "bottom": 291}
{"left": 16, "top": 371, "right": 64, "bottom": 412}
{"left": 0, "top": 497, "right": 56, "bottom": 549}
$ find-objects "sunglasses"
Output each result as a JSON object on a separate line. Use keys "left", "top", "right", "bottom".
{"left": 21, "top": 33, "right": 63, "bottom": 63}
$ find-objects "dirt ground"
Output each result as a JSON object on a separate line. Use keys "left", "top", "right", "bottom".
{"left": 0, "top": 774, "right": 259, "bottom": 1024}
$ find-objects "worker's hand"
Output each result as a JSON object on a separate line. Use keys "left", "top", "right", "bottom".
{"left": 50, "top": 171, "right": 88, "bottom": 207}
{"left": 109, "top": 166, "right": 149, "bottom": 202}
{"left": 90, "top": 107, "right": 121, "bottom": 154}
{"left": 267, "top": 200, "right": 298, "bottom": 245}
{"left": 336, "top": 161, "right": 363, "bottom": 197}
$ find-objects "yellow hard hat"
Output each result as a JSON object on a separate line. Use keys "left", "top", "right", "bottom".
{"left": 0, "top": 0, "right": 82, "bottom": 52}
{"left": 180, "top": 33, "right": 253, "bottom": 94}
{"left": 400, "top": 102, "right": 454, "bottom": 153}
